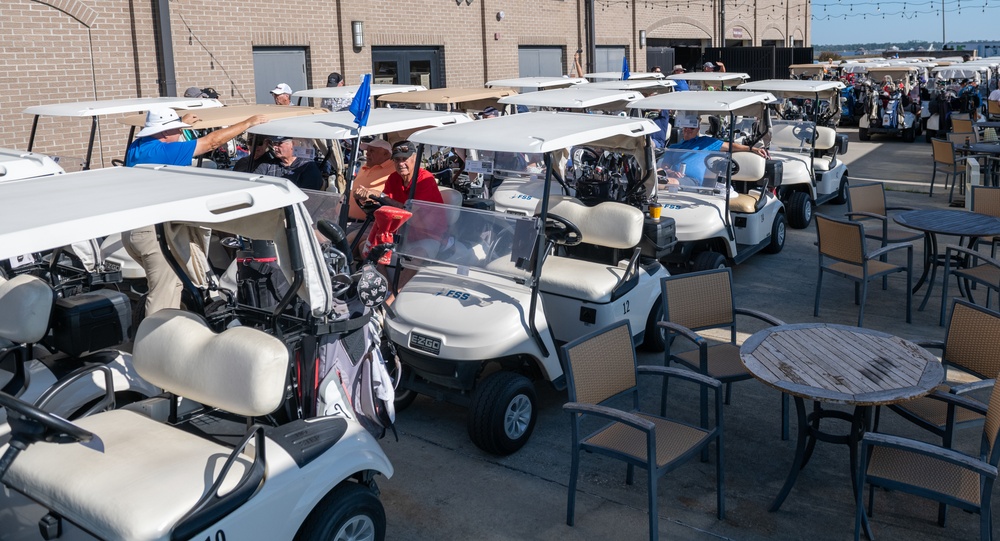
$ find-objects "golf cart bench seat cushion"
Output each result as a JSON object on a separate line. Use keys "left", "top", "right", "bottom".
{"left": 814, "top": 126, "right": 837, "bottom": 150}
{"left": 0, "top": 274, "right": 54, "bottom": 344}
{"left": 4, "top": 408, "right": 251, "bottom": 541}
{"left": 729, "top": 192, "right": 761, "bottom": 213}
{"left": 548, "top": 196, "right": 644, "bottom": 249}
{"left": 730, "top": 152, "right": 767, "bottom": 182}
{"left": 770, "top": 123, "right": 815, "bottom": 150}
{"left": 133, "top": 310, "right": 288, "bottom": 417}
{"left": 540, "top": 257, "right": 630, "bottom": 303}
{"left": 812, "top": 155, "right": 836, "bottom": 172}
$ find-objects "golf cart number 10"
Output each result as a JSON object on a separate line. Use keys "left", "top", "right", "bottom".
{"left": 203, "top": 531, "right": 225, "bottom": 541}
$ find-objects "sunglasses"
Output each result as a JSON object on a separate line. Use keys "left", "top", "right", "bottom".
{"left": 393, "top": 145, "right": 412, "bottom": 154}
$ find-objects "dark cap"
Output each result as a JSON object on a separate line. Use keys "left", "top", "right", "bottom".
{"left": 201, "top": 87, "right": 219, "bottom": 99}
{"left": 270, "top": 136, "right": 292, "bottom": 143}
{"left": 481, "top": 106, "right": 500, "bottom": 118}
{"left": 327, "top": 72, "right": 343, "bottom": 87}
{"left": 391, "top": 140, "right": 416, "bottom": 160}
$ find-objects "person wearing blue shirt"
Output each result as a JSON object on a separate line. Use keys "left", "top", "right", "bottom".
{"left": 123, "top": 108, "right": 269, "bottom": 316}
{"left": 650, "top": 110, "right": 671, "bottom": 149}
{"left": 660, "top": 112, "right": 767, "bottom": 187}
{"left": 670, "top": 65, "right": 690, "bottom": 92}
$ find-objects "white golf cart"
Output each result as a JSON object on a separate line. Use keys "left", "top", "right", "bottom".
{"left": 485, "top": 76, "right": 588, "bottom": 91}
{"left": 666, "top": 72, "right": 750, "bottom": 91}
{"left": 377, "top": 87, "right": 517, "bottom": 117}
{"left": 292, "top": 83, "right": 427, "bottom": 107}
{"left": 584, "top": 71, "right": 665, "bottom": 82}
{"left": 384, "top": 112, "right": 671, "bottom": 455}
{"left": 0, "top": 166, "right": 394, "bottom": 541}
{"left": 23, "top": 97, "right": 223, "bottom": 171}
{"left": 738, "top": 80, "right": 850, "bottom": 228}
{"left": 627, "top": 91, "right": 787, "bottom": 270}
{"left": 497, "top": 86, "right": 644, "bottom": 114}
{"left": 587, "top": 78, "right": 677, "bottom": 96}
{"left": 0, "top": 148, "right": 65, "bottom": 183}
{"left": 857, "top": 65, "right": 923, "bottom": 142}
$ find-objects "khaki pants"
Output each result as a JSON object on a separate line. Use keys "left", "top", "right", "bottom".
{"left": 122, "top": 225, "right": 182, "bottom": 316}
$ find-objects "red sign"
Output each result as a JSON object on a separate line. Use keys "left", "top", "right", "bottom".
{"left": 732, "top": 28, "right": 744, "bottom": 39}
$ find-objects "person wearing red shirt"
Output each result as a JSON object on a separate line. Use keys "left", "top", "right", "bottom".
{"left": 382, "top": 140, "right": 444, "bottom": 205}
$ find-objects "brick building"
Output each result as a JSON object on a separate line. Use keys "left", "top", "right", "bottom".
{"left": 0, "top": 0, "right": 809, "bottom": 169}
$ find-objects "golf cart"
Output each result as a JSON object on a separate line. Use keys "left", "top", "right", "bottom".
{"left": 485, "top": 76, "right": 588, "bottom": 91}
{"left": 666, "top": 72, "right": 750, "bottom": 91}
{"left": 497, "top": 86, "right": 644, "bottom": 114}
{"left": 23, "top": 97, "right": 223, "bottom": 171}
{"left": 586, "top": 78, "right": 677, "bottom": 96}
{"left": 384, "top": 112, "right": 671, "bottom": 455}
{"left": 857, "top": 68, "right": 920, "bottom": 142}
{"left": 627, "top": 91, "right": 787, "bottom": 269}
{"left": 584, "top": 71, "right": 665, "bottom": 82}
{"left": 0, "top": 148, "right": 65, "bottom": 183}
{"left": 292, "top": 83, "right": 426, "bottom": 108}
{"left": 788, "top": 63, "right": 833, "bottom": 80}
{"left": 738, "top": 80, "right": 850, "bottom": 228}
{"left": 0, "top": 166, "right": 394, "bottom": 540}
{"left": 377, "top": 87, "right": 517, "bottom": 117}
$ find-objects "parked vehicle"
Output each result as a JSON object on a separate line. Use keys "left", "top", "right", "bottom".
{"left": 498, "top": 86, "right": 644, "bottom": 114}
{"left": 665, "top": 72, "right": 750, "bottom": 91}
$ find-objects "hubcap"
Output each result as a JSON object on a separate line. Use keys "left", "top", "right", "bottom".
{"left": 334, "top": 515, "right": 376, "bottom": 541}
{"left": 777, "top": 220, "right": 786, "bottom": 246}
{"left": 504, "top": 394, "right": 532, "bottom": 439}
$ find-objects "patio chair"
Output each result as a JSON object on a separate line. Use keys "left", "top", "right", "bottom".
{"left": 931, "top": 138, "right": 966, "bottom": 202}
{"left": 658, "top": 268, "right": 790, "bottom": 440}
{"left": 951, "top": 116, "right": 974, "bottom": 135}
{"left": 855, "top": 363, "right": 1000, "bottom": 541}
{"left": 814, "top": 213, "right": 913, "bottom": 327}
{"left": 988, "top": 100, "right": 1000, "bottom": 121}
{"left": 845, "top": 182, "right": 921, "bottom": 290}
{"left": 562, "top": 320, "right": 724, "bottom": 541}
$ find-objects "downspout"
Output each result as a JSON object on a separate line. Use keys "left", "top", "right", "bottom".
{"left": 585, "top": 0, "right": 596, "bottom": 73}
{"left": 154, "top": 0, "right": 177, "bottom": 96}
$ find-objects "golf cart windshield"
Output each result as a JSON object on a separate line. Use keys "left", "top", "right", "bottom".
{"left": 395, "top": 200, "right": 539, "bottom": 283}
{"left": 657, "top": 148, "right": 739, "bottom": 192}
{"left": 479, "top": 150, "right": 547, "bottom": 177}
{"left": 769, "top": 120, "right": 816, "bottom": 155}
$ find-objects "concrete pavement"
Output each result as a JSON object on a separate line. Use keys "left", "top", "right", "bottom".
{"left": 377, "top": 133, "right": 990, "bottom": 540}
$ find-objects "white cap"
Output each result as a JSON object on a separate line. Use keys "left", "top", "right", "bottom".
{"left": 136, "top": 108, "right": 191, "bottom": 137}
{"left": 675, "top": 112, "right": 700, "bottom": 129}
{"left": 360, "top": 138, "right": 391, "bottom": 151}
{"left": 270, "top": 83, "right": 293, "bottom": 96}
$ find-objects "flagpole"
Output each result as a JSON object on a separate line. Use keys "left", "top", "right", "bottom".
{"left": 338, "top": 74, "right": 373, "bottom": 229}
{"left": 338, "top": 131, "right": 364, "bottom": 229}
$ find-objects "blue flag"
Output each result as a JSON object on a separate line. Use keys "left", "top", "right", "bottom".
{"left": 621, "top": 56, "right": 630, "bottom": 81}
{"left": 349, "top": 74, "right": 372, "bottom": 128}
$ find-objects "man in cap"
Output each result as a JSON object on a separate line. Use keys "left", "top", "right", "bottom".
{"left": 184, "top": 86, "right": 209, "bottom": 98}
{"left": 382, "top": 140, "right": 443, "bottom": 207}
{"left": 123, "top": 108, "right": 269, "bottom": 315}
{"left": 661, "top": 112, "right": 766, "bottom": 185}
{"left": 671, "top": 64, "right": 689, "bottom": 91}
{"left": 349, "top": 138, "right": 395, "bottom": 221}
{"left": 322, "top": 72, "right": 352, "bottom": 111}
{"left": 271, "top": 83, "right": 293, "bottom": 105}
{"left": 702, "top": 61, "right": 726, "bottom": 72}
{"left": 267, "top": 136, "right": 324, "bottom": 190}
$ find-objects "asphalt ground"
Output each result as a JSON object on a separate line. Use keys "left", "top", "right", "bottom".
{"left": 376, "top": 128, "right": 991, "bottom": 541}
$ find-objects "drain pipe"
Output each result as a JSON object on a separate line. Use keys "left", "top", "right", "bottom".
{"left": 154, "top": 0, "right": 177, "bottom": 96}
{"left": 585, "top": 0, "right": 596, "bottom": 73}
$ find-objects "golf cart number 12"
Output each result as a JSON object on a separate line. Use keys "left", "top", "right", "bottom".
{"left": 622, "top": 300, "right": 630, "bottom": 314}
{"left": 203, "top": 531, "right": 225, "bottom": 541}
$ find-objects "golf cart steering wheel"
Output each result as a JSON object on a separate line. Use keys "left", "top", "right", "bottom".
{"left": 0, "top": 391, "right": 93, "bottom": 445}
{"left": 705, "top": 155, "right": 738, "bottom": 176}
{"left": 544, "top": 214, "right": 583, "bottom": 247}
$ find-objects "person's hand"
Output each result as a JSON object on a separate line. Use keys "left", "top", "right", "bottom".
{"left": 180, "top": 113, "right": 200, "bottom": 125}
{"left": 751, "top": 146, "right": 769, "bottom": 159}
{"left": 246, "top": 114, "right": 269, "bottom": 127}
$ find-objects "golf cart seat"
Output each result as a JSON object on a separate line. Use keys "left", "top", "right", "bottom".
{"left": 439, "top": 186, "right": 464, "bottom": 225}
{"left": 811, "top": 126, "right": 840, "bottom": 172}
{"left": 539, "top": 197, "right": 643, "bottom": 303}
{"left": 0, "top": 274, "right": 54, "bottom": 344}
{"left": 727, "top": 152, "right": 768, "bottom": 214}
{"left": 2, "top": 310, "right": 288, "bottom": 541}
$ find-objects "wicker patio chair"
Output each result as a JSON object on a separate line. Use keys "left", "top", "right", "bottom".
{"left": 931, "top": 138, "right": 967, "bottom": 202}
{"left": 562, "top": 320, "right": 724, "bottom": 541}
{"left": 988, "top": 100, "right": 1000, "bottom": 121}
{"left": 846, "top": 182, "right": 921, "bottom": 290}
{"left": 658, "top": 268, "right": 790, "bottom": 441}
{"left": 971, "top": 185, "right": 1000, "bottom": 257}
{"left": 951, "top": 117, "right": 974, "bottom": 135}
{"left": 814, "top": 213, "right": 913, "bottom": 327}
{"left": 855, "top": 363, "right": 1000, "bottom": 541}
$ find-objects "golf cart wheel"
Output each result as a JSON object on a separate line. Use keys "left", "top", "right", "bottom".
{"left": 692, "top": 251, "right": 726, "bottom": 272}
{"left": 641, "top": 296, "right": 666, "bottom": 352}
{"left": 468, "top": 371, "right": 537, "bottom": 456}
{"left": 787, "top": 191, "right": 813, "bottom": 229}
{"left": 902, "top": 126, "right": 916, "bottom": 143}
{"left": 296, "top": 482, "right": 386, "bottom": 541}
{"left": 831, "top": 175, "right": 849, "bottom": 205}
{"left": 858, "top": 128, "right": 871, "bottom": 141}
{"left": 389, "top": 361, "right": 418, "bottom": 412}
{"left": 764, "top": 213, "right": 786, "bottom": 255}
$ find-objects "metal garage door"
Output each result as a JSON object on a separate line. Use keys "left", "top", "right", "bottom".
{"left": 596, "top": 46, "right": 627, "bottom": 73}
{"left": 252, "top": 47, "right": 308, "bottom": 104}
{"left": 518, "top": 47, "right": 564, "bottom": 77}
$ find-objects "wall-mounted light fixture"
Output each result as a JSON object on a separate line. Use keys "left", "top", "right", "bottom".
{"left": 352, "top": 21, "right": 364, "bottom": 48}
{"left": 497, "top": 10, "right": 505, "bottom": 21}
{"left": 639, "top": 30, "right": 646, "bottom": 49}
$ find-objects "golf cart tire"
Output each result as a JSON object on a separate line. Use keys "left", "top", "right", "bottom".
{"left": 692, "top": 251, "right": 726, "bottom": 272}
{"left": 831, "top": 175, "right": 849, "bottom": 205}
{"left": 296, "top": 482, "right": 386, "bottom": 541}
{"left": 389, "top": 359, "right": 418, "bottom": 412}
{"left": 902, "top": 127, "right": 916, "bottom": 143}
{"left": 764, "top": 213, "right": 787, "bottom": 255}
{"left": 468, "top": 371, "right": 537, "bottom": 456}
{"left": 858, "top": 128, "right": 870, "bottom": 141}
{"left": 787, "top": 191, "right": 813, "bottom": 229}
{"left": 641, "top": 297, "right": 666, "bottom": 352}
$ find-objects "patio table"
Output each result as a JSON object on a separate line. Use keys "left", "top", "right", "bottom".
{"left": 893, "top": 209, "right": 1000, "bottom": 313}
{"left": 740, "top": 323, "right": 943, "bottom": 532}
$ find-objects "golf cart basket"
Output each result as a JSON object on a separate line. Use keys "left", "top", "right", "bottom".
{"left": 573, "top": 149, "right": 646, "bottom": 207}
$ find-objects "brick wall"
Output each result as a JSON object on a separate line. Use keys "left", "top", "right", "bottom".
{"left": 0, "top": 0, "right": 809, "bottom": 168}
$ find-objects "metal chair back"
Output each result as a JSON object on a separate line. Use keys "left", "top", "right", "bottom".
{"left": 563, "top": 320, "right": 637, "bottom": 406}
{"left": 931, "top": 137, "right": 957, "bottom": 166}
{"left": 846, "top": 182, "right": 887, "bottom": 216}
{"left": 661, "top": 268, "right": 734, "bottom": 332}
{"left": 971, "top": 185, "right": 1000, "bottom": 218}
{"left": 816, "top": 214, "right": 866, "bottom": 266}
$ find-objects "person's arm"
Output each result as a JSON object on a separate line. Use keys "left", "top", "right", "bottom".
{"left": 574, "top": 52, "right": 584, "bottom": 78}
{"left": 716, "top": 62, "right": 726, "bottom": 73}
{"left": 722, "top": 140, "right": 768, "bottom": 158}
{"left": 184, "top": 114, "right": 269, "bottom": 157}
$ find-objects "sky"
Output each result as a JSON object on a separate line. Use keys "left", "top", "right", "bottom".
{"left": 811, "top": 0, "right": 1000, "bottom": 47}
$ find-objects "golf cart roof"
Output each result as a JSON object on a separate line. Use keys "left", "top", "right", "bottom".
{"left": 0, "top": 165, "right": 306, "bottom": 261}
{"left": 738, "top": 80, "right": 845, "bottom": 98}
{"left": 587, "top": 79, "right": 677, "bottom": 91}
{"left": 788, "top": 64, "right": 829, "bottom": 71}
{"left": 932, "top": 66, "right": 987, "bottom": 79}
{"left": 247, "top": 108, "right": 472, "bottom": 141}
{"left": 23, "top": 97, "right": 224, "bottom": 117}
{"left": 627, "top": 91, "right": 777, "bottom": 114}
{"left": 485, "top": 77, "right": 588, "bottom": 89}
{"left": 0, "top": 148, "right": 65, "bottom": 181}
{"left": 408, "top": 111, "right": 658, "bottom": 153}
{"left": 585, "top": 72, "right": 665, "bottom": 81}
{"left": 865, "top": 65, "right": 921, "bottom": 73}
{"left": 291, "top": 84, "right": 426, "bottom": 99}
{"left": 498, "top": 87, "right": 644, "bottom": 109}
{"left": 840, "top": 63, "right": 887, "bottom": 74}
{"left": 119, "top": 104, "right": 326, "bottom": 130}
{"left": 377, "top": 87, "right": 517, "bottom": 106}
{"left": 666, "top": 72, "right": 751, "bottom": 83}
